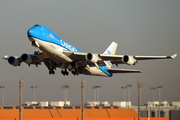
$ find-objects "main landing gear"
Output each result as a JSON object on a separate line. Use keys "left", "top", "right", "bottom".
{"left": 48, "top": 67, "right": 55, "bottom": 75}
{"left": 49, "top": 70, "right": 55, "bottom": 75}
{"left": 72, "top": 69, "right": 78, "bottom": 76}
{"left": 61, "top": 69, "right": 69, "bottom": 76}
{"left": 48, "top": 69, "right": 80, "bottom": 76}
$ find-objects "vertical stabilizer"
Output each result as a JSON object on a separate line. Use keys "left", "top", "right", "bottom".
{"left": 103, "top": 42, "right": 118, "bottom": 68}
{"left": 103, "top": 41, "right": 118, "bottom": 55}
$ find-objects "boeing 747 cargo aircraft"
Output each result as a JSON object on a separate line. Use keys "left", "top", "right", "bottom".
{"left": 3, "top": 24, "right": 177, "bottom": 77}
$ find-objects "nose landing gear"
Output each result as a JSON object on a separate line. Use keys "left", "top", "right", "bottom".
{"left": 34, "top": 47, "right": 40, "bottom": 55}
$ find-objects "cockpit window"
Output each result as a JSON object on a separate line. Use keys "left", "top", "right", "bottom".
{"left": 34, "top": 24, "right": 41, "bottom": 27}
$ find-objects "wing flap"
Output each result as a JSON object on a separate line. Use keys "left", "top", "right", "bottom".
{"left": 99, "top": 54, "right": 123, "bottom": 60}
{"left": 107, "top": 68, "right": 142, "bottom": 73}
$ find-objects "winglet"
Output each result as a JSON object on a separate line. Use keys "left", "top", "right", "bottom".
{"left": 170, "top": 54, "right": 177, "bottom": 59}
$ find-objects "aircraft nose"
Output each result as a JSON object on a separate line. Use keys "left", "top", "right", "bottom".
{"left": 27, "top": 28, "right": 35, "bottom": 37}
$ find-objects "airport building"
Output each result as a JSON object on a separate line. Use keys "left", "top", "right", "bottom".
{"left": 0, "top": 101, "right": 179, "bottom": 120}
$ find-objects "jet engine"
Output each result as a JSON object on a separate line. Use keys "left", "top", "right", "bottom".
{"left": 21, "top": 54, "right": 32, "bottom": 64}
{"left": 85, "top": 53, "right": 98, "bottom": 63}
{"left": 122, "top": 55, "right": 137, "bottom": 65}
{"left": 8, "top": 56, "right": 20, "bottom": 66}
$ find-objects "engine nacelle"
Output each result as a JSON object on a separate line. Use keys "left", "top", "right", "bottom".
{"left": 122, "top": 55, "right": 137, "bottom": 65}
{"left": 85, "top": 53, "right": 98, "bottom": 63}
{"left": 8, "top": 56, "right": 20, "bottom": 66}
{"left": 21, "top": 54, "right": 32, "bottom": 64}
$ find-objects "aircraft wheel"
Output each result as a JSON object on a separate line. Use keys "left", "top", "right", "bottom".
{"left": 72, "top": 70, "right": 76, "bottom": 75}
{"left": 52, "top": 70, "right": 55, "bottom": 75}
{"left": 63, "top": 74, "right": 65, "bottom": 76}
{"left": 63, "top": 72, "right": 66, "bottom": 76}
{"left": 61, "top": 70, "right": 65, "bottom": 76}
{"left": 72, "top": 70, "right": 74, "bottom": 74}
{"left": 61, "top": 70, "right": 69, "bottom": 76}
{"left": 66, "top": 72, "right": 69, "bottom": 76}
{"left": 49, "top": 70, "right": 55, "bottom": 75}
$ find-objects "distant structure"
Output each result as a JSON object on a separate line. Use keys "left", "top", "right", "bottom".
{"left": 31, "top": 86, "right": 37, "bottom": 102}
{"left": 86, "top": 101, "right": 110, "bottom": 106}
{"left": 113, "top": 101, "right": 131, "bottom": 107}
{"left": 51, "top": 101, "right": 70, "bottom": 106}
{"left": 24, "top": 101, "right": 71, "bottom": 106}
{"left": 0, "top": 86, "right": 5, "bottom": 106}
{"left": 10, "top": 100, "right": 180, "bottom": 119}
{"left": 62, "top": 85, "right": 69, "bottom": 106}
{"left": 39, "top": 101, "right": 48, "bottom": 106}
{"left": 150, "top": 87, "right": 156, "bottom": 102}
{"left": 92, "top": 86, "right": 101, "bottom": 105}
{"left": 121, "top": 86, "right": 127, "bottom": 101}
{"left": 25, "top": 101, "right": 39, "bottom": 106}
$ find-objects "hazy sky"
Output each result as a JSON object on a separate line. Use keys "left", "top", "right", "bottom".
{"left": 0, "top": 0, "right": 180, "bottom": 106}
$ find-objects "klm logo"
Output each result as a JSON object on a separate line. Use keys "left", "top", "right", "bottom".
{"left": 107, "top": 50, "right": 111, "bottom": 55}
{"left": 60, "top": 40, "right": 77, "bottom": 52}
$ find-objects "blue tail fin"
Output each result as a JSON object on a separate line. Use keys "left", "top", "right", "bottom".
{"left": 103, "top": 42, "right": 118, "bottom": 68}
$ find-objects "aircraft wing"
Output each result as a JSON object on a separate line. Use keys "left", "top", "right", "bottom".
{"left": 63, "top": 51, "right": 106, "bottom": 66}
{"left": 2, "top": 55, "right": 10, "bottom": 60}
{"left": 107, "top": 68, "right": 142, "bottom": 73}
{"left": 134, "top": 54, "right": 177, "bottom": 60}
{"left": 63, "top": 51, "right": 87, "bottom": 61}
{"left": 64, "top": 51, "right": 177, "bottom": 66}
{"left": 63, "top": 50, "right": 177, "bottom": 61}
{"left": 99, "top": 54, "right": 177, "bottom": 60}
{"left": 99, "top": 54, "right": 177, "bottom": 65}
{"left": 3, "top": 52, "right": 49, "bottom": 67}
{"left": 2, "top": 55, "right": 23, "bottom": 66}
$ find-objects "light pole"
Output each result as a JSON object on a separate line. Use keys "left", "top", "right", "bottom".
{"left": 138, "top": 81, "right": 143, "bottom": 120}
{"left": 31, "top": 86, "right": 37, "bottom": 101}
{"left": 157, "top": 86, "right": 162, "bottom": 117}
{"left": 0, "top": 86, "right": 5, "bottom": 106}
{"left": 150, "top": 87, "right": 156, "bottom": 102}
{"left": 81, "top": 80, "right": 86, "bottom": 120}
{"left": 19, "top": 79, "right": 24, "bottom": 120}
{"left": 92, "top": 86, "right": 96, "bottom": 106}
{"left": 93, "top": 86, "right": 101, "bottom": 106}
{"left": 62, "top": 85, "right": 69, "bottom": 106}
{"left": 121, "top": 86, "right": 127, "bottom": 101}
{"left": 127, "top": 84, "right": 132, "bottom": 108}
{"left": 96, "top": 86, "right": 101, "bottom": 106}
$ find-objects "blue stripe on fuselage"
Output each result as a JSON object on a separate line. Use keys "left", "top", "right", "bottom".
{"left": 27, "top": 24, "right": 83, "bottom": 52}
{"left": 99, "top": 66, "right": 113, "bottom": 77}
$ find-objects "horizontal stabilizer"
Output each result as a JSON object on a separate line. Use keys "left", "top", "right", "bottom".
{"left": 107, "top": 68, "right": 142, "bottom": 74}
